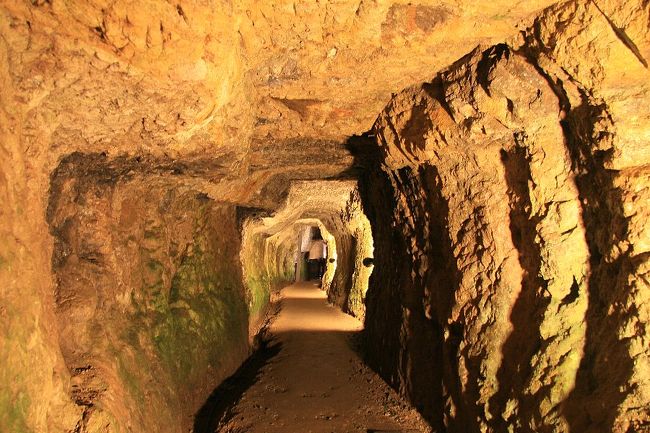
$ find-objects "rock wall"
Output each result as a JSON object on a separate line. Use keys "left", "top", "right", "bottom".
{"left": 361, "top": 1, "right": 650, "bottom": 432}
{"left": 44, "top": 154, "right": 253, "bottom": 433}
{"left": 318, "top": 223, "right": 339, "bottom": 291}
{"left": 240, "top": 216, "right": 295, "bottom": 330}
{"left": 326, "top": 189, "right": 375, "bottom": 320}
{"left": 0, "top": 104, "right": 81, "bottom": 433}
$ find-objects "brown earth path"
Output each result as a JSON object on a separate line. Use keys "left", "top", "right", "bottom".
{"left": 207, "top": 281, "right": 432, "bottom": 433}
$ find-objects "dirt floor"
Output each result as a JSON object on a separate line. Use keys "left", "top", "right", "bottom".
{"left": 194, "top": 281, "right": 433, "bottom": 433}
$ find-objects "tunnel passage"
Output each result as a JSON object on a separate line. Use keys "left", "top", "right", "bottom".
{"left": 300, "top": 226, "right": 328, "bottom": 282}
{"left": 1, "top": 1, "right": 649, "bottom": 433}
{"left": 43, "top": 155, "right": 377, "bottom": 432}
{"left": 240, "top": 180, "right": 375, "bottom": 321}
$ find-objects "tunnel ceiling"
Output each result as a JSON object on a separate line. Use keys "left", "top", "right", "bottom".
{"left": 2, "top": 0, "right": 557, "bottom": 209}
{"left": 249, "top": 180, "right": 357, "bottom": 238}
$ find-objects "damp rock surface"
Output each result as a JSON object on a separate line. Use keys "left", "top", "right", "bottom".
{"left": 46, "top": 154, "right": 254, "bottom": 432}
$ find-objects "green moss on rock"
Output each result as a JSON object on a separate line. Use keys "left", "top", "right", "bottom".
{"left": 0, "top": 390, "right": 31, "bottom": 433}
{"left": 151, "top": 241, "right": 248, "bottom": 386}
{"left": 245, "top": 275, "right": 271, "bottom": 317}
{"left": 117, "top": 354, "right": 145, "bottom": 406}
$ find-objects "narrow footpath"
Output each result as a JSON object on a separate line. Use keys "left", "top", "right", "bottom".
{"left": 204, "top": 282, "right": 432, "bottom": 433}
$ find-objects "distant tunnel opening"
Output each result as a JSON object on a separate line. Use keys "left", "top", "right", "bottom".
{"left": 240, "top": 180, "right": 375, "bottom": 322}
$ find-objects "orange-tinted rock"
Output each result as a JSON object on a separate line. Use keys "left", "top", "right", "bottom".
{"left": 0, "top": 0, "right": 647, "bottom": 432}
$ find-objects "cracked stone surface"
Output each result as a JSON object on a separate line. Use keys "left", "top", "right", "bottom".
{"left": 362, "top": 2, "right": 650, "bottom": 432}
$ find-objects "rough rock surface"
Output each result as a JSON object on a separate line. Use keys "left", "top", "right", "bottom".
{"left": 46, "top": 153, "right": 255, "bottom": 432}
{"left": 361, "top": 1, "right": 650, "bottom": 432}
{"left": 324, "top": 187, "right": 375, "bottom": 320}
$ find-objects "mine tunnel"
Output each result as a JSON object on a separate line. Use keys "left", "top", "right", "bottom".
{"left": 1, "top": 1, "right": 649, "bottom": 433}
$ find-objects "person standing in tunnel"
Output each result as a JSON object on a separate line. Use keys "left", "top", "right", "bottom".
{"left": 308, "top": 237, "right": 326, "bottom": 281}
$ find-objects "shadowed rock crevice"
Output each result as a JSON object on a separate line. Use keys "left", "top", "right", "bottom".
{"left": 353, "top": 139, "right": 459, "bottom": 431}
{"left": 354, "top": 142, "right": 408, "bottom": 393}
{"left": 542, "top": 80, "right": 640, "bottom": 433}
{"left": 489, "top": 145, "right": 549, "bottom": 433}
{"left": 589, "top": 0, "right": 648, "bottom": 68}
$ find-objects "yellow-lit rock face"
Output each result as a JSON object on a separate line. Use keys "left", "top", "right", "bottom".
{"left": 0, "top": 0, "right": 557, "bottom": 166}
{"left": 368, "top": 45, "right": 591, "bottom": 432}
{"left": 363, "top": 1, "right": 650, "bottom": 432}
{"left": 0, "top": 0, "right": 648, "bottom": 432}
{"left": 241, "top": 0, "right": 558, "bottom": 142}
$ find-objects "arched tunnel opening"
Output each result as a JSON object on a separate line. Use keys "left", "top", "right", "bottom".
{"left": 2, "top": 2, "right": 650, "bottom": 433}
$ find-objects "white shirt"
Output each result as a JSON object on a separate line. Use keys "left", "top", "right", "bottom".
{"left": 308, "top": 240, "right": 326, "bottom": 259}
